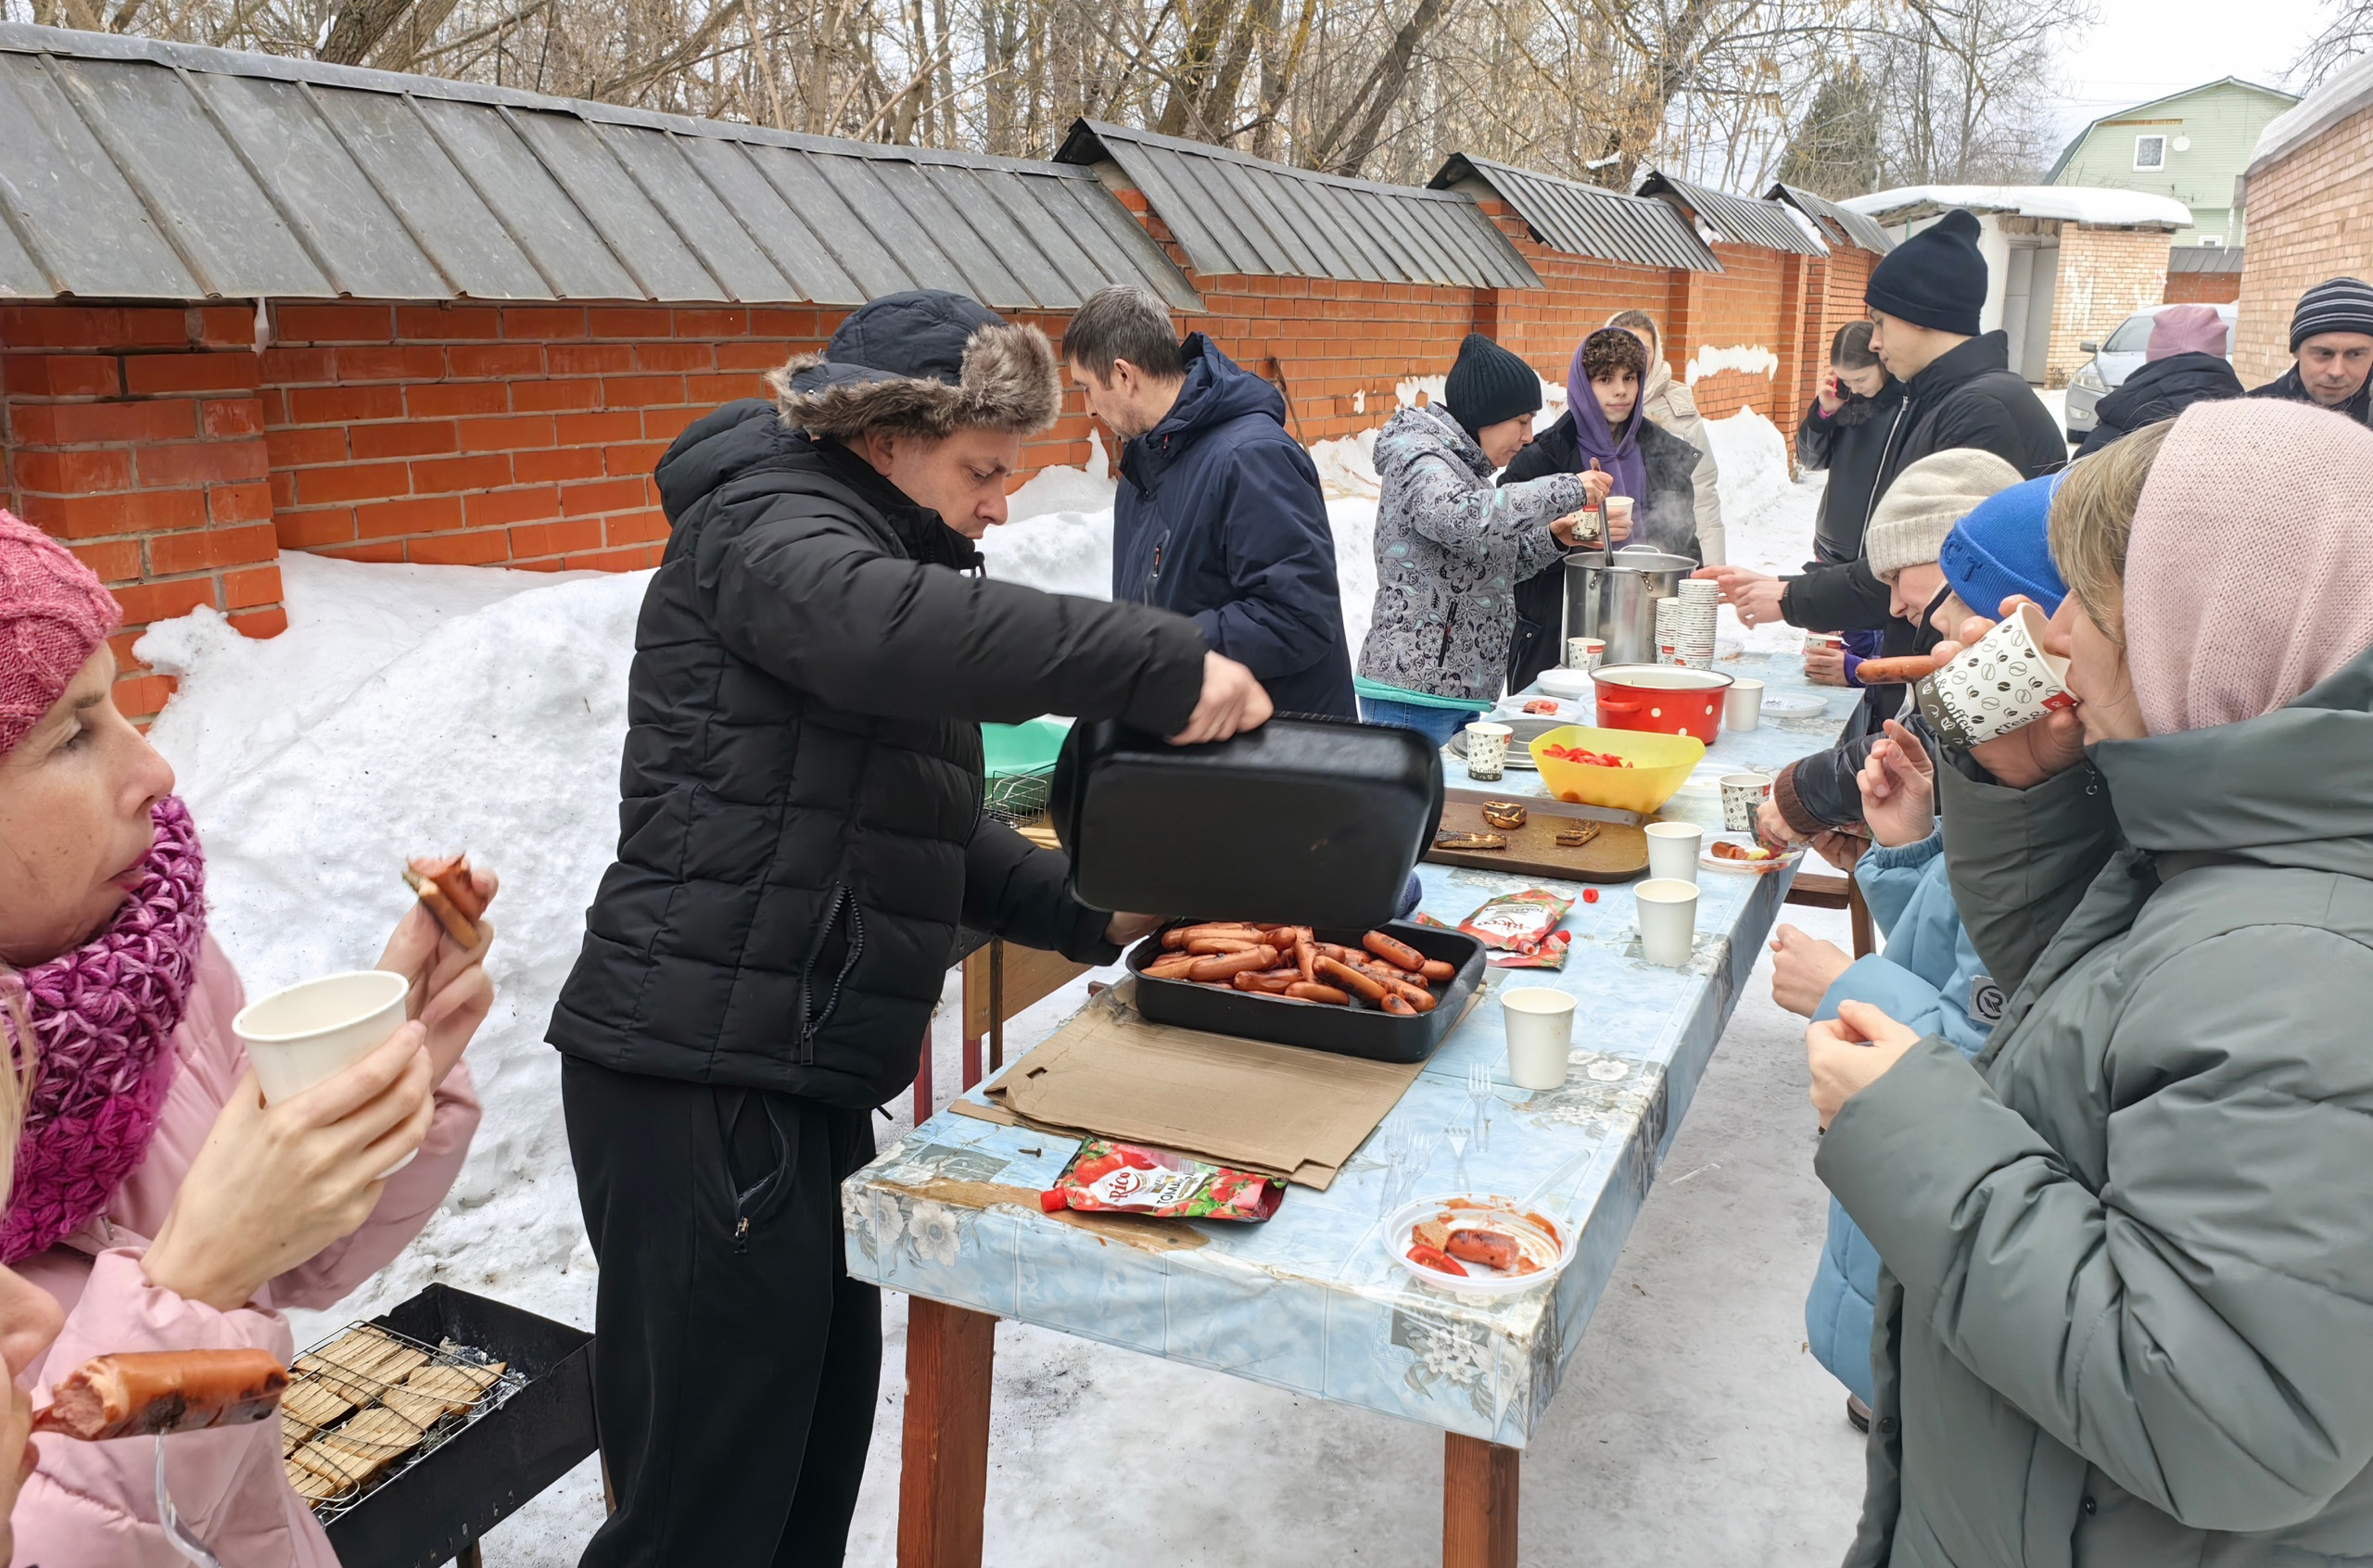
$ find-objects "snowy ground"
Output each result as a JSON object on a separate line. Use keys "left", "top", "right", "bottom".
{"left": 135, "top": 414, "right": 1860, "bottom": 1564}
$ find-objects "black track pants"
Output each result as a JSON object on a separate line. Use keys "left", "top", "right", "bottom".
{"left": 564, "top": 1056, "right": 880, "bottom": 1568}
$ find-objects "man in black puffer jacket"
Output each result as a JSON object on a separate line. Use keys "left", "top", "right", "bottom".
{"left": 1698, "top": 211, "right": 2065, "bottom": 828}
{"left": 548, "top": 290, "right": 1268, "bottom": 1567}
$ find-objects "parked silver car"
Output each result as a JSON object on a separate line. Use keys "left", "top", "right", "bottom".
{"left": 2063, "top": 303, "right": 2237, "bottom": 440}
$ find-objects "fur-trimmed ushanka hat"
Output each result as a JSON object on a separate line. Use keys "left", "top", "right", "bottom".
{"left": 768, "top": 289, "right": 1061, "bottom": 440}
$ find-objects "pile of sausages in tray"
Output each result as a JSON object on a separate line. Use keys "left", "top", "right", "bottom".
{"left": 1142, "top": 924, "right": 1455, "bottom": 1015}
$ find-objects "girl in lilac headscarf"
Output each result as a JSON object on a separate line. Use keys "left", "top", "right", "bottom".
{"left": 0, "top": 511, "right": 493, "bottom": 1565}
{"left": 1500, "top": 326, "right": 1707, "bottom": 688}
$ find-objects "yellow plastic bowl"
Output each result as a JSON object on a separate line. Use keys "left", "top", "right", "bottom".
{"left": 1529, "top": 726, "right": 1706, "bottom": 816}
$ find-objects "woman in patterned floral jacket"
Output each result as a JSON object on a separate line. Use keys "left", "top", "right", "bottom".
{"left": 1353, "top": 334, "right": 1600, "bottom": 746}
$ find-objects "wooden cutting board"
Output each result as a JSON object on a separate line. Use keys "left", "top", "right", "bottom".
{"left": 1424, "top": 798, "right": 1650, "bottom": 882}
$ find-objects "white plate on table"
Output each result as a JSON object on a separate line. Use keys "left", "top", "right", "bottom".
{"left": 1385, "top": 1194, "right": 1576, "bottom": 1296}
{"left": 1701, "top": 832, "right": 1801, "bottom": 874}
{"left": 1761, "top": 691, "right": 1828, "bottom": 718}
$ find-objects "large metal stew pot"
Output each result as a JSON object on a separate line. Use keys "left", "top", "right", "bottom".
{"left": 1561, "top": 549, "right": 1695, "bottom": 666}
{"left": 1591, "top": 664, "right": 1733, "bottom": 744}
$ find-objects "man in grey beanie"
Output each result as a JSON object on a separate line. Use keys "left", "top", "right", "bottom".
{"left": 2252, "top": 277, "right": 2373, "bottom": 426}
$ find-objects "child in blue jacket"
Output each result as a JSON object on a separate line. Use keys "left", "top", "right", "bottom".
{"left": 1768, "top": 471, "right": 2065, "bottom": 1421}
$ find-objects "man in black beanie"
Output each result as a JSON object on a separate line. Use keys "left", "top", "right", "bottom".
{"left": 2251, "top": 276, "right": 2373, "bottom": 425}
{"left": 1698, "top": 207, "right": 2063, "bottom": 639}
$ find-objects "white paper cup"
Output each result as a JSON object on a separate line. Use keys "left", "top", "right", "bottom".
{"left": 1605, "top": 496, "right": 1634, "bottom": 537}
{"left": 1644, "top": 820, "right": 1702, "bottom": 882}
{"left": 1465, "top": 722, "right": 1512, "bottom": 781}
{"left": 1566, "top": 637, "right": 1605, "bottom": 671}
{"left": 1912, "top": 602, "right": 2075, "bottom": 748}
{"left": 1725, "top": 677, "right": 1764, "bottom": 731}
{"left": 234, "top": 970, "right": 415, "bottom": 1174}
{"left": 1635, "top": 879, "right": 1700, "bottom": 967}
{"left": 1804, "top": 633, "right": 1844, "bottom": 652}
{"left": 1720, "top": 771, "right": 1771, "bottom": 833}
{"left": 1502, "top": 987, "right": 1577, "bottom": 1090}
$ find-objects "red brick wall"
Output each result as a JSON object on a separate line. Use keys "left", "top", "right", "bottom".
{"left": 1, "top": 303, "right": 283, "bottom": 721}
{"left": 2235, "top": 101, "right": 2373, "bottom": 385}
{"left": 2, "top": 197, "right": 1828, "bottom": 721}
{"left": 1181, "top": 274, "right": 1479, "bottom": 444}
{"left": 2164, "top": 269, "right": 2242, "bottom": 305}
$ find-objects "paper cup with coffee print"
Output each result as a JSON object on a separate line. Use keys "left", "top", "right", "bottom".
{"left": 1720, "top": 772, "right": 1772, "bottom": 833}
{"left": 1911, "top": 603, "right": 2075, "bottom": 749}
{"left": 1465, "top": 722, "right": 1513, "bottom": 781}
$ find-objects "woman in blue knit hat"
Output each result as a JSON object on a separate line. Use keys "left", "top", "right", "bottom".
{"left": 1769, "top": 473, "right": 2063, "bottom": 1430}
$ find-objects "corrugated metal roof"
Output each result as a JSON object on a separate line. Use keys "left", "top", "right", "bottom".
{"left": 1429, "top": 153, "right": 1721, "bottom": 274}
{"left": 2167, "top": 245, "right": 2244, "bottom": 273}
{"left": 0, "top": 21, "right": 1199, "bottom": 310}
{"left": 1057, "top": 120, "right": 1540, "bottom": 291}
{"left": 1766, "top": 183, "right": 1895, "bottom": 256}
{"left": 1636, "top": 169, "right": 1828, "bottom": 257}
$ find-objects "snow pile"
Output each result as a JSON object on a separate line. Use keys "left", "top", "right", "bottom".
{"left": 1684, "top": 345, "right": 1779, "bottom": 386}
{"left": 1707, "top": 406, "right": 1794, "bottom": 526}
{"left": 138, "top": 560, "right": 642, "bottom": 1339}
{"left": 1003, "top": 429, "right": 1115, "bottom": 519}
{"left": 1309, "top": 427, "right": 1380, "bottom": 498}
{"left": 1843, "top": 184, "right": 2191, "bottom": 230}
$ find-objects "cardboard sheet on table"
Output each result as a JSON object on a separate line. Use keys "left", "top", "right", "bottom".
{"left": 955, "top": 981, "right": 1474, "bottom": 1190}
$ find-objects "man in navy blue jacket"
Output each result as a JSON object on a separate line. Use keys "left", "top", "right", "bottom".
{"left": 1063, "top": 285, "right": 1358, "bottom": 718}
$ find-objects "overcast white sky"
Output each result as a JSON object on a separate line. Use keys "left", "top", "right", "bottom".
{"left": 2046, "top": 0, "right": 2331, "bottom": 142}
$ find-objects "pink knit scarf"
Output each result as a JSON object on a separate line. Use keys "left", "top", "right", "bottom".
{"left": 1, "top": 798, "right": 205, "bottom": 1263}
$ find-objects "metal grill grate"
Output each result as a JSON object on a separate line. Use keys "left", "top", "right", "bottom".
{"left": 282, "top": 1321, "right": 528, "bottom": 1524}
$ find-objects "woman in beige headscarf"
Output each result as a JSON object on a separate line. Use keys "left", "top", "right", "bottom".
{"left": 1607, "top": 309, "right": 1725, "bottom": 563}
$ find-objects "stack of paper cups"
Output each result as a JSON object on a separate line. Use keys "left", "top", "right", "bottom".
{"left": 1654, "top": 598, "right": 1684, "bottom": 665}
{"left": 1673, "top": 580, "right": 1719, "bottom": 670}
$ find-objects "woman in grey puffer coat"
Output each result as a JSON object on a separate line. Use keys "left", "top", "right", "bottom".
{"left": 1355, "top": 334, "right": 1596, "bottom": 744}
{"left": 1807, "top": 398, "right": 2373, "bottom": 1568}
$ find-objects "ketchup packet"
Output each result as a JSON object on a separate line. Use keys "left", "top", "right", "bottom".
{"left": 1040, "top": 1140, "right": 1284, "bottom": 1222}
{"left": 1456, "top": 888, "right": 1576, "bottom": 955}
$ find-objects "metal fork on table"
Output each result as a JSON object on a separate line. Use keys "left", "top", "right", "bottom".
{"left": 158, "top": 1439, "right": 224, "bottom": 1568}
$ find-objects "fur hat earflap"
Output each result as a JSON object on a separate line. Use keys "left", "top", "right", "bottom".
{"left": 768, "top": 289, "right": 1061, "bottom": 441}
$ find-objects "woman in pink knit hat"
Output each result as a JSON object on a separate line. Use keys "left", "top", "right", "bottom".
{"left": 1802, "top": 397, "right": 2373, "bottom": 1567}
{"left": 0, "top": 511, "right": 489, "bottom": 1564}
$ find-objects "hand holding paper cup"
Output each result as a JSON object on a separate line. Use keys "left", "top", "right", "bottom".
{"left": 1911, "top": 602, "right": 2074, "bottom": 749}
{"left": 234, "top": 971, "right": 420, "bottom": 1174}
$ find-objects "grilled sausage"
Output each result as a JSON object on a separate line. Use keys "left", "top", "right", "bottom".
{"left": 34, "top": 1350, "right": 288, "bottom": 1441}
{"left": 1285, "top": 981, "right": 1351, "bottom": 1005}
{"left": 1855, "top": 651, "right": 1951, "bottom": 684}
{"left": 1160, "top": 923, "right": 1262, "bottom": 950}
{"left": 1418, "top": 959, "right": 1456, "bottom": 984}
{"left": 1232, "top": 970, "right": 1297, "bottom": 993}
{"left": 1362, "top": 930, "right": 1428, "bottom": 973}
{"left": 1313, "top": 955, "right": 1389, "bottom": 1002}
{"left": 1444, "top": 1229, "right": 1521, "bottom": 1271}
{"left": 1295, "top": 939, "right": 1317, "bottom": 984}
{"left": 1188, "top": 945, "right": 1279, "bottom": 983}
{"left": 403, "top": 855, "right": 486, "bottom": 946}
{"left": 1380, "top": 993, "right": 1417, "bottom": 1016}
{"left": 1186, "top": 937, "right": 1263, "bottom": 955}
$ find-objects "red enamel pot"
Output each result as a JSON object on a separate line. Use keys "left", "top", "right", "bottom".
{"left": 1590, "top": 664, "right": 1734, "bottom": 744}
